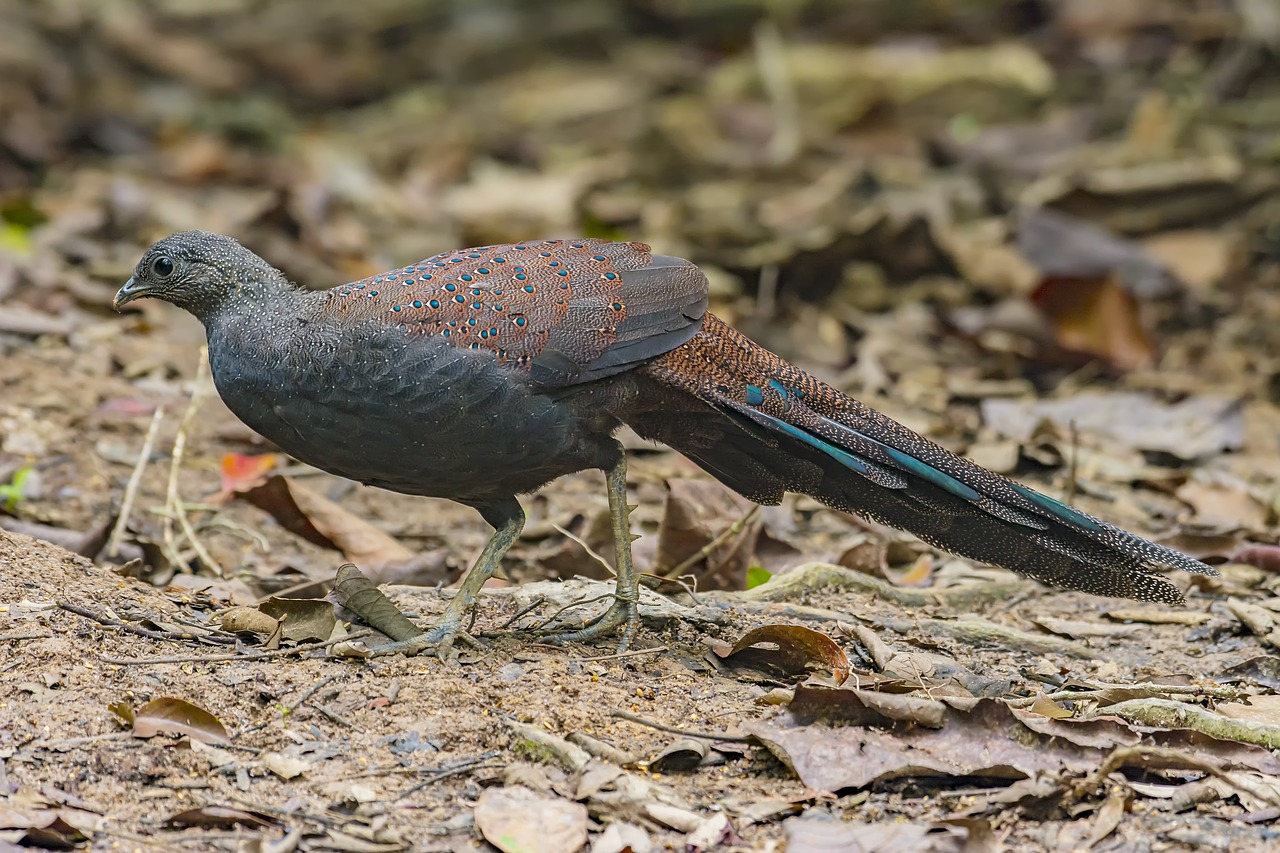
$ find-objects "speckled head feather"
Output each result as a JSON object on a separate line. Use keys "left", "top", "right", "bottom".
{"left": 114, "top": 231, "right": 291, "bottom": 321}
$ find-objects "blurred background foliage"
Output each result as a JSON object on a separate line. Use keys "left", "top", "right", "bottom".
{"left": 0, "top": 0, "right": 1277, "bottom": 394}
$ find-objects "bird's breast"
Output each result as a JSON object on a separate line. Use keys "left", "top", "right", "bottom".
{"left": 205, "top": 319, "right": 607, "bottom": 502}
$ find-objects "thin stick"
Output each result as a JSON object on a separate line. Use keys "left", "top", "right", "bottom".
{"left": 553, "top": 523, "right": 616, "bottom": 577}
{"left": 164, "top": 346, "right": 225, "bottom": 577}
{"left": 98, "top": 630, "right": 373, "bottom": 665}
{"left": 662, "top": 504, "right": 760, "bottom": 579}
{"left": 574, "top": 645, "right": 667, "bottom": 663}
{"left": 610, "top": 709, "right": 753, "bottom": 742}
{"left": 58, "top": 600, "right": 237, "bottom": 645}
{"left": 106, "top": 405, "right": 165, "bottom": 559}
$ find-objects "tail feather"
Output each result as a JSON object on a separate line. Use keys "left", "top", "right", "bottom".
{"left": 628, "top": 315, "right": 1215, "bottom": 605}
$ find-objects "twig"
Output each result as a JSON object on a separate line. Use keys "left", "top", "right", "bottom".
{"left": 753, "top": 18, "right": 801, "bottom": 165}
{"left": 1066, "top": 418, "right": 1079, "bottom": 506}
{"left": 1005, "top": 682, "right": 1246, "bottom": 709}
{"left": 106, "top": 405, "right": 165, "bottom": 559}
{"left": 610, "top": 709, "right": 753, "bottom": 742}
{"left": 394, "top": 753, "right": 504, "bottom": 802}
{"left": 163, "top": 346, "right": 225, "bottom": 577}
{"left": 574, "top": 645, "right": 668, "bottom": 663}
{"left": 531, "top": 591, "right": 616, "bottom": 632}
{"left": 98, "top": 630, "right": 373, "bottom": 665}
{"left": 662, "top": 504, "right": 760, "bottom": 579}
{"left": 310, "top": 703, "right": 358, "bottom": 730}
{"left": 553, "top": 523, "right": 616, "bottom": 577}
{"left": 756, "top": 264, "right": 779, "bottom": 319}
{"left": 58, "top": 600, "right": 237, "bottom": 645}
{"left": 497, "top": 595, "right": 549, "bottom": 630}
{"left": 287, "top": 674, "right": 338, "bottom": 712}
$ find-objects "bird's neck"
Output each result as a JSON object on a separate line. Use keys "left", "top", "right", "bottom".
{"left": 200, "top": 275, "right": 320, "bottom": 353}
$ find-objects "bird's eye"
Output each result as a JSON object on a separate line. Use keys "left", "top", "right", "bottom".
{"left": 151, "top": 256, "right": 175, "bottom": 278}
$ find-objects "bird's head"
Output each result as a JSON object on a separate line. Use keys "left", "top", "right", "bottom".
{"left": 114, "top": 231, "right": 279, "bottom": 321}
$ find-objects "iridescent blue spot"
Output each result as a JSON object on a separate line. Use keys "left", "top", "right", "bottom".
{"left": 560, "top": 282, "right": 569, "bottom": 289}
{"left": 593, "top": 255, "right": 606, "bottom": 261}
{"left": 515, "top": 273, "right": 527, "bottom": 281}
{"left": 429, "top": 299, "right": 440, "bottom": 308}
{"left": 557, "top": 269, "right": 568, "bottom": 276}
{"left": 443, "top": 329, "right": 450, "bottom": 337}
{"left": 468, "top": 318, "right": 477, "bottom": 326}
{"left": 603, "top": 272, "right": 617, "bottom": 280}
{"left": 549, "top": 261, "right": 559, "bottom": 267}
{"left": 493, "top": 305, "right": 503, "bottom": 311}
{"left": 477, "top": 268, "right": 490, "bottom": 275}
{"left": 515, "top": 245, "right": 526, "bottom": 250}
{"left": 571, "top": 242, "right": 583, "bottom": 248}
{"left": 523, "top": 285, "right": 534, "bottom": 292}
{"left": 493, "top": 289, "right": 502, "bottom": 296}
{"left": 461, "top": 274, "right": 473, "bottom": 282}
{"left": 480, "top": 330, "right": 488, "bottom": 339}
{"left": 423, "top": 274, "right": 432, "bottom": 280}
{"left": 412, "top": 300, "right": 422, "bottom": 308}
{"left": 493, "top": 257, "right": 505, "bottom": 263}
{"left": 611, "top": 302, "right": 622, "bottom": 310}
{"left": 451, "top": 258, "right": 463, "bottom": 264}
{"left": 540, "top": 251, "right": 552, "bottom": 257}
{"left": 769, "top": 379, "right": 792, "bottom": 410}
{"left": 448, "top": 320, "right": 457, "bottom": 327}
{"left": 369, "top": 290, "right": 378, "bottom": 296}
{"left": 392, "top": 305, "right": 402, "bottom": 312}
{"left": 489, "top": 327, "right": 498, "bottom": 335}
{"left": 374, "top": 278, "right": 384, "bottom": 283}
{"left": 745, "top": 385, "right": 765, "bottom": 406}
{"left": 445, "top": 283, "right": 457, "bottom": 292}
{"left": 355, "top": 284, "right": 365, "bottom": 290}
{"left": 454, "top": 295, "right": 466, "bottom": 303}
{"left": 403, "top": 279, "right": 414, "bottom": 284}
{"left": 515, "top": 317, "right": 527, "bottom": 326}
{"left": 816, "top": 414, "right": 980, "bottom": 501}
{"left": 471, "top": 289, "right": 482, "bottom": 296}
{"left": 1012, "top": 484, "right": 1104, "bottom": 532}
{"left": 468, "top": 253, "right": 480, "bottom": 259}
{"left": 472, "top": 302, "right": 482, "bottom": 310}
{"left": 471, "top": 342, "right": 480, "bottom": 349}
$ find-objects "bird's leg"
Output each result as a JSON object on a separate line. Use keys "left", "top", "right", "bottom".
{"left": 543, "top": 453, "right": 641, "bottom": 651}
{"left": 369, "top": 501, "right": 524, "bottom": 660}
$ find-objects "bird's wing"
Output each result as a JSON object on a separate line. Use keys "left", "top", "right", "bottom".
{"left": 326, "top": 238, "right": 708, "bottom": 389}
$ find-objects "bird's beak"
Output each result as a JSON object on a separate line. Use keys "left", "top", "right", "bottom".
{"left": 112, "top": 277, "right": 148, "bottom": 311}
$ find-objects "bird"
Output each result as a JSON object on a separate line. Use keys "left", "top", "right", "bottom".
{"left": 114, "top": 231, "right": 1215, "bottom": 654}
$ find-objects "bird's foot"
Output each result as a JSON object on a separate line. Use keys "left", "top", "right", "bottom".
{"left": 540, "top": 594, "right": 639, "bottom": 652}
{"left": 365, "top": 616, "right": 484, "bottom": 661}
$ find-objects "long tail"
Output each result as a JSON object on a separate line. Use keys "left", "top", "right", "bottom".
{"left": 623, "top": 315, "right": 1214, "bottom": 604}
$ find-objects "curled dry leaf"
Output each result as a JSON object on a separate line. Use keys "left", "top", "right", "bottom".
{"left": 163, "top": 806, "right": 278, "bottom": 830}
{"left": 714, "top": 624, "right": 851, "bottom": 685}
{"left": 259, "top": 596, "right": 337, "bottom": 642}
{"left": 236, "top": 474, "right": 416, "bottom": 571}
{"left": 114, "top": 696, "right": 229, "bottom": 745}
{"left": 648, "top": 738, "right": 707, "bottom": 773}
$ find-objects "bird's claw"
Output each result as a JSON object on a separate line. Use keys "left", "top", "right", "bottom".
{"left": 365, "top": 619, "right": 483, "bottom": 661}
{"left": 540, "top": 594, "right": 639, "bottom": 652}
